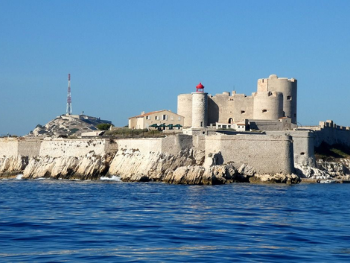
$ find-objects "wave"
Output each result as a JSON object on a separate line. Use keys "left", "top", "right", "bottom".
{"left": 100, "top": 175, "right": 121, "bottom": 182}
{"left": 16, "top": 174, "right": 23, "bottom": 180}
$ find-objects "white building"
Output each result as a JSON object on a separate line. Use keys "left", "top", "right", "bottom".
{"left": 128, "top": 110, "right": 184, "bottom": 129}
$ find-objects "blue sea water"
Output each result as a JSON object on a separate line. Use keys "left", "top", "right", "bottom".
{"left": 0, "top": 179, "right": 350, "bottom": 262}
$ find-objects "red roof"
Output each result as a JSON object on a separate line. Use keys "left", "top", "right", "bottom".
{"left": 196, "top": 82, "right": 204, "bottom": 89}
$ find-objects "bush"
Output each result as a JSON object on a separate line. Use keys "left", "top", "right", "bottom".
{"left": 96, "top": 123, "right": 112, "bottom": 130}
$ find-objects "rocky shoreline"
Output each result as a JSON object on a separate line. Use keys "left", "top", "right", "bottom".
{"left": 1, "top": 146, "right": 348, "bottom": 185}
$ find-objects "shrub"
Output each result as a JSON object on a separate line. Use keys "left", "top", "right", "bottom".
{"left": 96, "top": 123, "right": 112, "bottom": 130}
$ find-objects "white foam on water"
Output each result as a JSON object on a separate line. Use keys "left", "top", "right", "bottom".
{"left": 16, "top": 174, "right": 23, "bottom": 180}
{"left": 100, "top": 175, "right": 121, "bottom": 182}
{"left": 34, "top": 178, "right": 47, "bottom": 180}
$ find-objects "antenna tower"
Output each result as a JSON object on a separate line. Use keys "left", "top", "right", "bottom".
{"left": 66, "top": 73, "right": 72, "bottom": 115}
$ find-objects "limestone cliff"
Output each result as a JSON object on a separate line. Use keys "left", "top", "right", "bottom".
{"left": 0, "top": 156, "right": 28, "bottom": 177}
{"left": 107, "top": 148, "right": 299, "bottom": 184}
{"left": 295, "top": 159, "right": 350, "bottom": 181}
{"left": 0, "top": 146, "right": 300, "bottom": 184}
{"left": 22, "top": 152, "right": 113, "bottom": 180}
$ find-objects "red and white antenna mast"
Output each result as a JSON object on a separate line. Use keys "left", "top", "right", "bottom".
{"left": 66, "top": 73, "right": 72, "bottom": 115}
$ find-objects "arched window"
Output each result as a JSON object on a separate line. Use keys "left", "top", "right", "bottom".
{"left": 228, "top": 118, "right": 233, "bottom": 124}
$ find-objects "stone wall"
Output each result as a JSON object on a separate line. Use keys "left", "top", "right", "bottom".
{"left": 208, "top": 93, "right": 254, "bottom": 125}
{"left": 312, "top": 121, "right": 350, "bottom": 147}
{"left": 249, "top": 119, "right": 296, "bottom": 131}
{"left": 202, "top": 134, "right": 294, "bottom": 175}
{"left": 17, "top": 137, "right": 42, "bottom": 157}
{"left": 0, "top": 138, "right": 19, "bottom": 157}
{"left": 266, "top": 131, "right": 315, "bottom": 167}
{"left": 116, "top": 138, "right": 163, "bottom": 155}
{"left": 39, "top": 138, "right": 110, "bottom": 157}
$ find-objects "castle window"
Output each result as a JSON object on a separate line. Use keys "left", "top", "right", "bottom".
{"left": 241, "top": 110, "right": 245, "bottom": 114}
{"left": 262, "top": 109, "right": 267, "bottom": 113}
{"left": 146, "top": 116, "right": 151, "bottom": 120}
{"left": 287, "top": 96, "right": 292, "bottom": 100}
{"left": 201, "top": 121, "right": 203, "bottom": 127}
{"left": 300, "top": 152, "right": 305, "bottom": 155}
{"left": 162, "top": 115, "right": 167, "bottom": 120}
{"left": 155, "top": 116, "right": 159, "bottom": 120}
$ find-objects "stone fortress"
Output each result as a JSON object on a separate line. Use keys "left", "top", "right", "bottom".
{"left": 1, "top": 73, "right": 350, "bottom": 183}
{"left": 178, "top": 74, "right": 297, "bottom": 130}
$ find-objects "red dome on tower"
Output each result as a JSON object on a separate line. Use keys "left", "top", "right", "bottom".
{"left": 196, "top": 82, "right": 204, "bottom": 92}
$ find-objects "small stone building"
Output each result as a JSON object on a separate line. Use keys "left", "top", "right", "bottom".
{"left": 128, "top": 110, "right": 184, "bottom": 129}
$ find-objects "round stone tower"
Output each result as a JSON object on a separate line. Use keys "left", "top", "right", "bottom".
{"left": 253, "top": 91, "right": 283, "bottom": 120}
{"left": 177, "top": 94, "right": 192, "bottom": 127}
{"left": 257, "top": 74, "right": 297, "bottom": 123}
{"left": 192, "top": 83, "right": 208, "bottom": 128}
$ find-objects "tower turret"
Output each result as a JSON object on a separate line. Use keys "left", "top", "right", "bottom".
{"left": 192, "top": 82, "right": 208, "bottom": 128}
{"left": 257, "top": 74, "right": 297, "bottom": 123}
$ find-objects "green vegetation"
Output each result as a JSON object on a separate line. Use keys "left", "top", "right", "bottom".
{"left": 69, "top": 128, "right": 79, "bottom": 135}
{"left": 96, "top": 123, "right": 112, "bottom": 130}
{"left": 105, "top": 128, "right": 164, "bottom": 138}
{"left": 315, "top": 142, "right": 350, "bottom": 160}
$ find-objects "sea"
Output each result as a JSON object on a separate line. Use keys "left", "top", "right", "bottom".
{"left": 1, "top": 177, "right": 350, "bottom": 262}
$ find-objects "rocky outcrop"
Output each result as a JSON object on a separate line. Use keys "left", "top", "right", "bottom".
{"left": 249, "top": 173, "right": 300, "bottom": 184}
{"left": 107, "top": 148, "right": 298, "bottom": 184}
{"left": 0, "top": 145, "right": 301, "bottom": 184}
{"left": 22, "top": 152, "right": 113, "bottom": 180}
{"left": 0, "top": 156, "right": 28, "bottom": 177}
{"left": 108, "top": 148, "right": 196, "bottom": 182}
{"left": 28, "top": 114, "right": 111, "bottom": 137}
{"left": 295, "top": 159, "right": 350, "bottom": 181}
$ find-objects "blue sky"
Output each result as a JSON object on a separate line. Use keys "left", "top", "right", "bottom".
{"left": 1, "top": 0, "right": 350, "bottom": 135}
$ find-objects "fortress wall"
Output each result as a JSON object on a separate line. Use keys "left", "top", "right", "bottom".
{"left": 0, "top": 138, "right": 19, "bottom": 157}
{"left": 104, "top": 139, "right": 119, "bottom": 154}
{"left": 208, "top": 93, "right": 254, "bottom": 124}
{"left": 193, "top": 135, "right": 206, "bottom": 152}
{"left": 161, "top": 134, "right": 193, "bottom": 155}
{"left": 314, "top": 127, "right": 350, "bottom": 147}
{"left": 116, "top": 138, "right": 163, "bottom": 154}
{"left": 266, "top": 131, "right": 315, "bottom": 167}
{"left": 249, "top": 120, "right": 285, "bottom": 131}
{"left": 204, "top": 134, "right": 294, "bottom": 174}
{"left": 39, "top": 138, "right": 107, "bottom": 157}
{"left": 177, "top": 94, "right": 192, "bottom": 127}
{"left": 17, "top": 138, "right": 42, "bottom": 157}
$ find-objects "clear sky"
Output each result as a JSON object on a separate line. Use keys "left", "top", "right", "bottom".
{"left": 1, "top": 0, "right": 350, "bottom": 136}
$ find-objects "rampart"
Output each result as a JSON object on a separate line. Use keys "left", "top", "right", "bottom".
{"left": 1, "top": 133, "right": 295, "bottom": 176}
{"left": 313, "top": 120, "right": 350, "bottom": 147}
{"left": 266, "top": 130, "right": 315, "bottom": 167}
{"left": 297, "top": 120, "right": 350, "bottom": 148}
{"left": 0, "top": 137, "right": 118, "bottom": 158}
{"left": 200, "top": 134, "right": 294, "bottom": 175}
